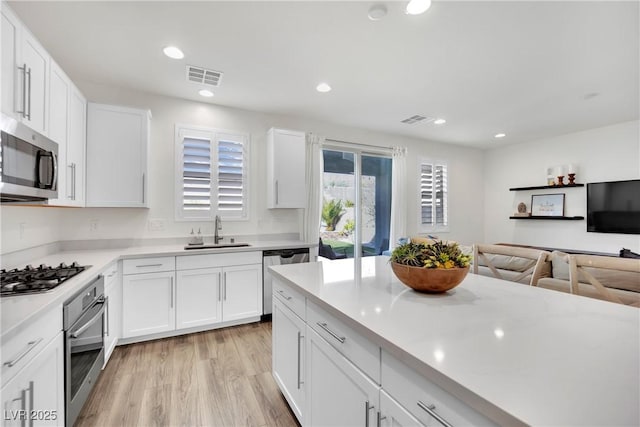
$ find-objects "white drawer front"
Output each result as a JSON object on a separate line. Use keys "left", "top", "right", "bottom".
{"left": 176, "top": 251, "right": 261, "bottom": 270}
{"left": 307, "top": 300, "right": 380, "bottom": 384}
{"left": 273, "top": 279, "right": 305, "bottom": 319}
{"left": 381, "top": 350, "right": 498, "bottom": 427}
{"left": 1, "top": 305, "right": 62, "bottom": 387}
{"left": 123, "top": 256, "right": 175, "bottom": 275}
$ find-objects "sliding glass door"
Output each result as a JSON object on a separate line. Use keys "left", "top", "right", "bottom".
{"left": 320, "top": 147, "right": 392, "bottom": 260}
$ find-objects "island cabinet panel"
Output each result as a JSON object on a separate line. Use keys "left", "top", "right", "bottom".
{"left": 379, "top": 389, "right": 426, "bottom": 427}
{"left": 306, "top": 327, "right": 379, "bottom": 427}
{"left": 381, "top": 349, "right": 498, "bottom": 427}
{"left": 0, "top": 332, "right": 65, "bottom": 427}
{"left": 307, "top": 299, "right": 380, "bottom": 384}
{"left": 272, "top": 295, "right": 306, "bottom": 424}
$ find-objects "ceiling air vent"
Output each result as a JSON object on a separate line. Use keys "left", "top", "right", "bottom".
{"left": 186, "top": 65, "right": 223, "bottom": 87}
{"left": 400, "top": 115, "right": 434, "bottom": 125}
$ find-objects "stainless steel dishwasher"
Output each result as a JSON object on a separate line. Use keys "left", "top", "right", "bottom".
{"left": 263, "top": 248, "right": 309, "bottom": 319}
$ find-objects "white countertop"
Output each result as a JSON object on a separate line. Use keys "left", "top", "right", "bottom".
{"left": 269, "top": 256, "right": 640, "bottom": 427}
{"left": 1, "top": 239, "right": 314, "bottom": 343}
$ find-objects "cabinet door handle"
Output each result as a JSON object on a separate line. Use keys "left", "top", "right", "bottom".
{"left": 218, "top": 272, "right": 222, "bottom": 302}
{"left": 275, "top": 180, "right": 279, "bottom": 205}
{"left": 297, "top": 331, "right": 304, "bottom": 389}
{"left": 276, "top": 289, "right": 292, "bottom": 301}
{"left": 12, "top": 388, "right": 27, "bottom": 427}
{"left": 376, "top": 411, "right": 386, "bottom": 427}
{"left": 316, "top": 322, "right": 346, "bottom": 344}
{"left": 417, "top": 401, "right": 453, "bottom": 427}
{"left": 223, "top": 272, "right": 227, "bottom": 301}
{"left": 135, "top": 263, "right": 162, "bottom": 268}
{"left": 3, "top": 338, "right": 43, "bottom": 368}
{"left": 170, "top": 277, "right": 174, "bottom": 308}
{"left": 27, "top": 381, "right": 34, "bottom": 427}
{"left": 17, "top": 64, "right": 27, "bottom": 118}
{"left": 71, "top": 163, "right": 77, "bottom": 200}
{"left": 26, "top": 67, "right": 32, "bottom": 120}
{"left": 365, "top": 401, "right": 375, "bottom": 427}
{"left": 142, "top": 173, "right": 145, "bottom": 204}
{"left": 104, "top": 295, "right": 110, "bottom": 337}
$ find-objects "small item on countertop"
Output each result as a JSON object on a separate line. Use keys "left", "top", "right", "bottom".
{"left": 188, "top": 228, "right": 204, "bottom": 246}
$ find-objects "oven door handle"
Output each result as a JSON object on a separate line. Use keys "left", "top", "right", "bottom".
{"left": 69, "top": 296, "right": 107, "bottom": 339}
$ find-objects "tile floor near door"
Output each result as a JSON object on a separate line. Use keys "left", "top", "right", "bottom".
{"left": 76, "top": 322, "right": 299, "bottom": 427}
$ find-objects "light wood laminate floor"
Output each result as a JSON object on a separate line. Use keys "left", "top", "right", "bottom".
{"left": 75, "top": 321, "right": 299, "bottom": 427}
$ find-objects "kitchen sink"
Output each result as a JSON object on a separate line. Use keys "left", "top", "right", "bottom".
{"left": 184, "top": 243, "right": 251, "bottom": 250}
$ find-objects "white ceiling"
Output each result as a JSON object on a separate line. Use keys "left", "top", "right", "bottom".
{"left": 8, "top": 1, "right": 639, "bottom": 148}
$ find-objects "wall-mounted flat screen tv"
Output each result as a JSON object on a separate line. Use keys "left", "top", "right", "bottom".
{"left": 587, "top": 179, "right": 640, "bottom": 234}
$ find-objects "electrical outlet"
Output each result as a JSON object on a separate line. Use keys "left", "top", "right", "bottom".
{"left": 89, "top": 219, "right": 99, "bottom": 232}
{"left": 148, "top": 219, "right": 164, "bottom": 231}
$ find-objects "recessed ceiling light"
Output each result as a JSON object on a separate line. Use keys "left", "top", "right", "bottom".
{"left": 494, "top": 133, "right": 506, "bottom": 138}
{"left": 199, "top": 89, "right": 214, "bottom": 97}
{"left": 406, "top": 0, "right": 432, "bottom": 15}
{"left": 368, "top": 4, "right": 388, "bottom": 21}
{"left": 163, "top": 46, "right": 184, "bottom": 59}
{"left": 433, "top": 118, "right": 447, "bottom": 125}
{"left": 316, "top": 82, "right": 332, "bottom": 93}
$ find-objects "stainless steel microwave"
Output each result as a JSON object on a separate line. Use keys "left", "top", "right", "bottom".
{"left": 0, "top": 113, "right": 58, "bottom": 202}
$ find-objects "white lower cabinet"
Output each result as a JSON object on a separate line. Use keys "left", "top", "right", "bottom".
{"left": 379, "top": 390, "right": 425, "bottom": 427}
{"left": 221, "top": 264, "right": 262, "bottom": 322}
{"left": 272, "top": 295, "right": 305, "bottom": 423}
{"left": 306, "top": 327, "right": 379, "bottom": 427}
{"left": 122, "top": 271, "right": 176, "bottom": 338}
{"left": 1, "top": 332, "right": 65, "bottom": 427}
{"left": 176, "top": 267, "right": 222, "bottom": 329}
{"left": 104, "top": 262, "right": 121, "bottom": 366}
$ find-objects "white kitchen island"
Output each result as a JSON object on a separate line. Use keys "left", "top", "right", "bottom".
{"left": 269, "top": 256, "right": 640, "bottom": 427}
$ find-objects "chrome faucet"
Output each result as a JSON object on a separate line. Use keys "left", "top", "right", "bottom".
{"left": 214, "top": 215, "right": 224, "bottom": 244}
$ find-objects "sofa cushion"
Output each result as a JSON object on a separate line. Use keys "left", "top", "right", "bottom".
{"left": 537, "top": 277, "right": 640, "bottom": 306}
{"left": 549, "top": 251, "right": 640, "bottom": 294}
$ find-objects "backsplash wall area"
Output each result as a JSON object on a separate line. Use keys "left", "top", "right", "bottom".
{"left": 483, "top": 120, "right": 640, "bottom": 253}
{"left": 1, "top": 82, "right": 486, "bottom": 254}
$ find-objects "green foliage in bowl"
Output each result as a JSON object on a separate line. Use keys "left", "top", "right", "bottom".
{"left": 390, "top": 241, "right": 471, "bottom": 269}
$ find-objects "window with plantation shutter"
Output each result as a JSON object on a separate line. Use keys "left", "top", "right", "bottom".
{"left": 175, "top": 125, "right": 248, "bottom": 220}
{"left": 419, "top": 160, "right": 448, "bottom": 231}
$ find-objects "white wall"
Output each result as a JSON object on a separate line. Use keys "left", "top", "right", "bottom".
{"left": 484, "top": 120, "right": 640, "bottom": 253}
{"left": 1, "top": 82, "right": 486, "bottom": 253}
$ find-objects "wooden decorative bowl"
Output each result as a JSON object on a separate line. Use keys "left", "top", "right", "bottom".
{"left": 390, "top": 262, "right": 469, "bottom": 293}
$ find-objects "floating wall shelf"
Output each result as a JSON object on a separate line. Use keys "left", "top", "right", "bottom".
{"left": 509, "top": 216, "right": 585, "bottom": 220}
{"left": 509, "top": 184, "right": 584, "bottom": 191}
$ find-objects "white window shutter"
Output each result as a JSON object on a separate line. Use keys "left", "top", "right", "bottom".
{"left": 217, "top": 137, "right": 246, "bottom": 216}
{"left": 183, "top": 137, "right": 211, "bottom": 213}
{"left": 420, "top": 161, "right": 448, "bottom": 229}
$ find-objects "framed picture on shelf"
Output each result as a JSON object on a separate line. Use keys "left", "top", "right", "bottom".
{"left": 531, "top": 194, "right": 565, "bottom": 216}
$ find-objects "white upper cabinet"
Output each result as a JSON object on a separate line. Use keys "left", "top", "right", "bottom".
{"left": 47, "top": 61, "right": 86, "bottom": 207}
{"left": 86, "top": 103, "right": 150, "bottom": 207}
{"left": 1, "top": 3, "right": 49, "bottom": 135}
{"left": 267, "top": 128, "right": 306, "bottom": 208}
{"left": 1, "top": 4, "right": 20, "bottom": 120}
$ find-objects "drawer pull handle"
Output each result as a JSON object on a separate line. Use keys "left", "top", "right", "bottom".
{"left": 316, "top": 322, "right": 346, "bottom": 344}
{"left": 135, "top": 263, "right": 163, "bottom": 268}
{"left": 365, "top": 401, "right": 375, "bottom": 427}
{"left": 417, "top": 401, "right": 453, "bottom": 427}
{"left": 277, "top": 289, "right": 292, "bottom": 301}
{"left": 3, "top": 338, "right": 43, "bottom": 368}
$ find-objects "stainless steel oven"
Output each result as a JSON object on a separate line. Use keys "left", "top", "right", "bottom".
{"left": 0, "top": 113, "right": 58, "bottom": 202}
{"left": 63, "top": 276, "right": 106, "bottom": 426}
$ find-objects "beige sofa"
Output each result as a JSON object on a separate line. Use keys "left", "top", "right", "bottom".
{"left": 537, "top": 251, "right": 640, "bottom": 307}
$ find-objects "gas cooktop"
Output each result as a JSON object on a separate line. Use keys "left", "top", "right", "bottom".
{"left": 0, "top": 262, "right": 90, "bottom": 297}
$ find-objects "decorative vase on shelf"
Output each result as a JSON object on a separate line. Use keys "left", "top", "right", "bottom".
{"left": 389, "top": 241, "right": 471, "bottom": 293}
